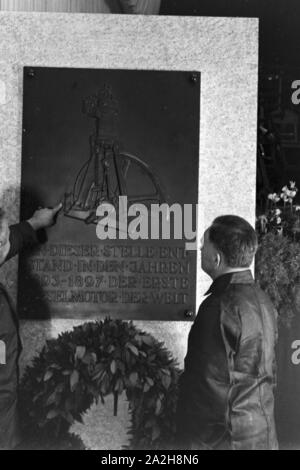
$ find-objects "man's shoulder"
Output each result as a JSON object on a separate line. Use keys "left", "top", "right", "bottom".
{"left": 219, "top": 281, "right": 277, "bottom": 326}
{"left": 221, "top": 280, "right": 271, "bottom": 304}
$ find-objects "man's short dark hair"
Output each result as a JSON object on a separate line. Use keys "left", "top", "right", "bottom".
{"left": 208, "top": 215, "right": 258, "bottom": 268}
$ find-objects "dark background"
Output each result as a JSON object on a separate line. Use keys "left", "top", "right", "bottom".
{"left": 160, "top": 0, "right": 300, "bottom": 206}
{"left": 160, "top": 0, "right": 298, "bottom": 68}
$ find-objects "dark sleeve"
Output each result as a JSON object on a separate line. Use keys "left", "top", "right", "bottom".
{"left": 220, "top": 294, "right": 276, "bottom": 449}
{"left": 5, "top": 221, "right": 38, "bottom": 261}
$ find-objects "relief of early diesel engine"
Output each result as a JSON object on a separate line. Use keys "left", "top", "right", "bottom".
{"left": 19, "top": 67, "right": 199, "bottom": 321}
{"left": 63, "top": 85, "right": 166, "bottom": 225}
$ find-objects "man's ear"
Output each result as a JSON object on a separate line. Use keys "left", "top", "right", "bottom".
{"left": 212, "top": 251, "right": 221, "bottom": 268}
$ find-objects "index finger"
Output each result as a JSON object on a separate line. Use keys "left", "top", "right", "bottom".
{"left": 52, "top": 202, "right": 63, "bottom": 214}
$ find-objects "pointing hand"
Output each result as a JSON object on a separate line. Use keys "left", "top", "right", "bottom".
{"left": 27, "top": 203, "right": 63, "bottom": 231}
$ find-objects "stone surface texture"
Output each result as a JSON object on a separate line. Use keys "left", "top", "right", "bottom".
{"left": 0, "top": 12, "right": 258, "bottom": 449}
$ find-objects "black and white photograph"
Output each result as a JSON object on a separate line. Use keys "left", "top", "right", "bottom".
{"left": 0, "top": 0, "right": 300, "bottom": 456}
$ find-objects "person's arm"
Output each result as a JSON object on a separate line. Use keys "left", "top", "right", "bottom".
{"left": 219, "top": 299, "right": 243, "bottom": 445}
{"left": 220, "top": 294, "right": 277, "bottom": 450}
{"left": 5, "top": 203, "right": 62, "bottom": 262}
{"left": 5, "top": 221, "right": 38, "bottom": 261}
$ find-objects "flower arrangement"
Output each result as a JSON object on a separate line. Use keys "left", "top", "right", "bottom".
{"left": 19, "top": 319, "right": 180, "bottom": 450}
{"left": 255, "top": 232, "right": 300, "bottom": 327}
{"left": 255, "top": 181, "right": 300, "bottom": 326}
{"left": 257, "top": 181, "right": 300, "bottom": 239}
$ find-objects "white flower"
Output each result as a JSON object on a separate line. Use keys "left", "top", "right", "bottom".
{"left": 275, "top": 208, "right": 281, "bottom": 215}
{"left": 268, "top": 193, "right": 280, "bottom": 202}
{"left": 282, "top": 185, "right": 288, "bottom": 192}
{"left": 284, "top": 189, "right": 297, "bottom": 198}
{"left": 257, "top": 215, "right": 268, "bottom": 233}
{"left": 281, "top": 193, "right": 289, "bottom": 202}
{"left": 276, "top": 217, "right": 282, "bottom": 224}
{"left": 290, "top": 181, "right": 296, "bottom": 188}
{"left": 295, "top": 205, "right": 300, "bottom": 212}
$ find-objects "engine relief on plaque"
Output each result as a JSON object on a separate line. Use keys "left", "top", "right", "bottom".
{"left": 19, "top": 67, "right": 200, "bottom": 320}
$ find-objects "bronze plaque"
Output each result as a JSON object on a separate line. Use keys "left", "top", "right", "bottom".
{"left": 18, "top": 67, "right": 200, "bottom": 320}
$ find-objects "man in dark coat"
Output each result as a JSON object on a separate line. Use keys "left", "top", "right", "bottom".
{"left": 176, "top": 215, "right": 278, "bottom": 450}
{"left": 0, "top": 203, "right": 62, "bottom": 449}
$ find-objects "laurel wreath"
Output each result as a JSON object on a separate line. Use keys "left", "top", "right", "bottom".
{"left": 19, "top": 318, "right": 180, "bottom": 450}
